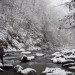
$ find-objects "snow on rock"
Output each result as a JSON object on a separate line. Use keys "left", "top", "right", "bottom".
{"left": 14, "top": 65, "right": 37, "bottom": 75}
{"left": 20, "top": 68, "right": 37, "bottom": 75}
{"left": 42, "top": 67, "right": 72, "bottom": 75}
{"left": 35, "top": 53, "right": 44, "bottom": 57}
{"left": 51, "top": 56, "right": 66, "bottom": 63}
{"left": 61, "top": 49, "right": 73, "bottom": 55}
{"left": 64, "top": 54, "right": 75, "bottom": 59}
{"left": 27, "top": 56, "right": 35, "bottom": 61}
{"left": 21, "top": 55, "right": 35, "bottom": 63}
{"left": 21, "top": 55, "right": 30, "bottom": 63}
{"left": 13, "top": 65, "right": 23, "bottom": 72}
{"left": 21, "top": 51, "right": 31, "bottom": 55}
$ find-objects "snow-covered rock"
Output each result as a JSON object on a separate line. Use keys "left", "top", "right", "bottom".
{"left": 21, "top": 55, "right": 30, "bottom": 63}
{"left": 42, "top": 67, "right": 72, "bottom": 75}
{"left": 42, "top": 67, "right": 66, "bottom": 75}
{"left": 27, "top": 56, "right": 35, "bottom": 61}
{"left": 64, "top": 54, "right": 75, "bottom": 59}
{"left": 35, "top": 53, "right": 44, "bottom": 57}
{"left": 20, "top": 68, "right": 37, "bottom": 75}
{"left": 21, "top": 51, "right": 31, "bottom": 55}
{"left": 14, "top": 65, "right": 37, "bottom": 75}
{"left": 61, "top": 50, "right": 72, "bottom": 55}
{"left": 13, "top": 65, "right": 23, "bottom": 72}
{"left": 21, "top": 55, "right": 35, "bottom": 63}
{"left": 51, "top": 56, "right": 66, "bottom": 63}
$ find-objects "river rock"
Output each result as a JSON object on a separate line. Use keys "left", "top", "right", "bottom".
{"left": 21, "top": 55, "right": 30, "bottom": 63}
{"left": 21, "top": 51, "right": 31, "bottom": 55}
{"left": 42, "top": 67, "right": 72, "bottom": 75}
{"left": 35, "top": 53, "right": 44, "bottom": 57}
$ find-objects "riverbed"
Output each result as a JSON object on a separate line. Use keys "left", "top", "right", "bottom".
{"left": 0, "top": 49, "right": 73, "bottom": 75}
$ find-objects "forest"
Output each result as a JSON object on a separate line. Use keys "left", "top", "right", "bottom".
{"left": 0, "top": 0, "right": 75, "bottom": 75}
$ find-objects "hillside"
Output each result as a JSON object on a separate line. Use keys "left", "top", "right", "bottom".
{"left": 0, "top": 0, "right": 75, "bottom": 51}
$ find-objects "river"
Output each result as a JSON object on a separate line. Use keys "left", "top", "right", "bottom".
{"left": 0, "top": 49, "right": 73, "bottom": 75}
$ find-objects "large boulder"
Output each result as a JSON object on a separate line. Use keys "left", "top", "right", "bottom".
{"left": 13, "top": 65, "right": 23, "bottom": 72}
{"left": 13, "top": 65, "right": 37, "bottom": 75}
{"left": 21, "top": 55, "right": 30, "bottom": 63}
{"left": 35, "top": 53, "right": 44, "bottom": 57}
{"left": 21, "top": 55, "right": 35, "bottom": 63}
{"left": 20, "top": 68, "right": 37, "bottom": 75}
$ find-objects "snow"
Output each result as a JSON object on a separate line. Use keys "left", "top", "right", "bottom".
{"left": 51, "top": 56, "right": 66, "bottom": 63}
{"left": 21, "top": 55, "right": 27, "bottom": 60}
{"left": 42, "top": 67, "right": 72, "bottom": 75}
{"left": 21, "top": 55, "right": 35, "bottom": 61}
{"left": 14, "top": 65, "right": 23, "bottom": 73}
{"left": 0, "top": 63, "right": 3, "bottom": 67}
{"left": 64, "top": 54, "right": 75, "bottom": 59}
{"left": 20, "top": 68, "right": 37, "bottom": 74}
{"left": 35, "top": 53, "right": 44, "bottom": 57}
{"left": 27, "top": 56, "right": 35, "bottom": 60}
{"left": 69, "top": 66, "right": 75, "bottom": 70}
{"left": 14, "top": 65, "right": 37, "bottom": 74}
{"left": 21, "top": 51, "right": 31, "bottom": 55}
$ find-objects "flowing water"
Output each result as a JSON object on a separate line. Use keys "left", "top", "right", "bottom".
{"left": 0, "top": 50, "right": 73, "bottom": 75}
